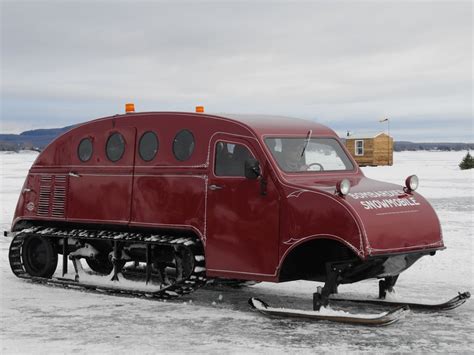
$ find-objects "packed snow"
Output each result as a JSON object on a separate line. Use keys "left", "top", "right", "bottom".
{"left": 1, "top": 150, "right": 473, "bottom": 353}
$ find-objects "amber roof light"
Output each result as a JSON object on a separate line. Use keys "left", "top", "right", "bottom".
{"left": 195, "top": 106, "right": 204, "bottom": 113}
{"left": 125, "top": 103, "right": 135, "bottom": 113}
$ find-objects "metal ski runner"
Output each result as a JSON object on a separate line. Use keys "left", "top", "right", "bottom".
{"left": 328, "top": 292, "right": 471, "bottom": 311}
{"left": 248, "top": 298, "right": 409, "bottom": 326}
{"left": 8, "top": 226, "right": 207, "bottom": 299}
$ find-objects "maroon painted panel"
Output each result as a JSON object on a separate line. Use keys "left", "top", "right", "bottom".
{"left": 67, "top": 126, "right": 136, "bottom": 223}
{"left": 125, "top": 113, "right": 254, "bottom": 168}
{"left": 131, "top": 174, "right": 207, "bottom": 236}
{"left": 278, "top": 188, "right": 364, "bottom": 260}
{"left": 13, "top": 174, "right": 38, "bottom": 222}
{"left": 129, "top": 113, "right": 254, "bottom": 236}
{"left": 345, "top": 177, "right": 443, "bottom": 254}
{"left": 278, "top": 175, "right": 443, "bottom": 259}
{"left": 206, "top": 135, "right": 280, "bottom": 278}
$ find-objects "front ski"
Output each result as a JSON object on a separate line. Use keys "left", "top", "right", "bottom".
{"left": 329, "top": 292, "right": 471, "bottom": 311}
{"left": 248, "top": 298, "right": 408, "bottom": 326}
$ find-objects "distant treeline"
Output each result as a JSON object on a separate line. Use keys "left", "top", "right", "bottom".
{"left": 0, "top": 126, "right": 472, "bottom": 152}
{"left": 394, "top": 142, "right": 474, "bottom": 152}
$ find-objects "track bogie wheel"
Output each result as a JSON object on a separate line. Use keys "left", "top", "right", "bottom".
{"left": 86, "top": 256, "right": 114, "bottom": 274}
{"left": 22, "top": 235, "right": 58, "bottom": 278}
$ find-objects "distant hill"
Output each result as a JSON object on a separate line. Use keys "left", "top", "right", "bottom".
{"left": 1, "top": 126, "right": 473, "bottom": 152}
{"left": 0, "top": 125, "right": 75, "bottom": 151}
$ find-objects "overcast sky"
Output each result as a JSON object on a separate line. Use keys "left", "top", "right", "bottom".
{"left": 1, "top": 0, "right": 472, "bottom": 141}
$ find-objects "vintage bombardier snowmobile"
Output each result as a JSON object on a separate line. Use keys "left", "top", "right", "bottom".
{"left": 5, "top": 105, "right": 470, "bottom": 325}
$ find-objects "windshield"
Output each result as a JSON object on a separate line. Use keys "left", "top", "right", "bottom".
{"left": 265, "top": 137, "right": 354, "bottom": 173}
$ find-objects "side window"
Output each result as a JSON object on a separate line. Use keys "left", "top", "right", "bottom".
{"left": 138, "top": 131, "right": 159, "bottom": 162}
{"left": 106, "top": 132, "right": 126, "bottom": 162}
{"left": 355, "top": 140, "right": 364, "bottom": 156}
{"left": 173, "top": 129, "right": 195, "bottom": 161}
{"left": 215, "top": 141, "right": 253, "bottom": 177}
{"left": 78, "top": 137, "right": 93, "bottom": 162}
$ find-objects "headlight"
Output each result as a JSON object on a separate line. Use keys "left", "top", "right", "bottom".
{"left": 336, "top": 179, "right": 351, "bottom": 196}
{"left": 405, "top": 175, "right": 419, "bottom": 191}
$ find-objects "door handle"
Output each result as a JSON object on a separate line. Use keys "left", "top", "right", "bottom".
{"left": 69, "top": 171, "right": 81, "bottom": 178}
{"left": 209, "top": 184, "right": 224, "bottom": 191}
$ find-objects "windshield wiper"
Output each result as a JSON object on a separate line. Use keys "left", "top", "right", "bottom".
{"left": 301, "top": 129, "right": 312, "bottom": 157}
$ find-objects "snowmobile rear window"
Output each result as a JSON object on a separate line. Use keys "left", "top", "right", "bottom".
{"left": 106, "top": 132, "right": 125, "bottom": 162}
{"left": 78, "top": 138, "right": 93, "bottom": 162}
{"left": 173, "top": 129, "right": 195, "bottom": 161}
{"left": 139, "top": 131, "right": 159, "bottom": 161}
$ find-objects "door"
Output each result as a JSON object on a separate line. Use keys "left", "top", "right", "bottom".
{"left": 206, "top": 135, "right": 280, "bottom": 279}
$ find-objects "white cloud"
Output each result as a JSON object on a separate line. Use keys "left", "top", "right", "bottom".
{"left": 0, "top": 1, "right": 472, "bottom": 141}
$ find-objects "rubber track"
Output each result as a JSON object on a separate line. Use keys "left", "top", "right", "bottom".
{"left": 8, "top": 226, "right": 207, "bottom": 299}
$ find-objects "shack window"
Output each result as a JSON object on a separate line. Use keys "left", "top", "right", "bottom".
{"left": 106, "top": 132, "right": 125, "bottom": 162}
{"left": 215, "top": 141, "right": 253, "bottom": 176}
{"left": 355, "top": 140, "right": 364, "bottom": 156}
{"left": 173, "top": 129, "right": 195, "bottom": 161}
{"left": 138, "top": 131, "right": 159, "bottom": 161}
{"left": 78, "top": 138, "right": 93, "bottom": 162}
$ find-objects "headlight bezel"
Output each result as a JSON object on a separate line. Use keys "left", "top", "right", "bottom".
{"left": 405, "top": 174, "right": 419, "bottom": 192}
{"left": 336, "top": 179, "right": 351, "bottom": 196}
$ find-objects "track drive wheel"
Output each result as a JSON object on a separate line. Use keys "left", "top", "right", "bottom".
{"left": 22, "top": 235, "right": 58, "bottom": 277}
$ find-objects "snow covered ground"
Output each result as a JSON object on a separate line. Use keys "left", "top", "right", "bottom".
{"left": 1, "top": 150, "right": 473, "bottom": 353}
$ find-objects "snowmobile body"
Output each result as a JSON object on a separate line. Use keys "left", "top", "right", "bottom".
{"left": 7, "top": 110, "right": 445, "bottom": 295}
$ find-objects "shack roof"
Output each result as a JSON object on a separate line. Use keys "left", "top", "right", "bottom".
{"left": 345, "top": 132, "right": 388, "bottom": 140}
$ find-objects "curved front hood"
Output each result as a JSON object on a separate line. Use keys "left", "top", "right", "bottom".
{"left": 292, "top": 176, "right": 444, "bottom": 256}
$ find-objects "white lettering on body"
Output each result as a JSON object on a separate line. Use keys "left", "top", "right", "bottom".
{"left": 348, "top": 190, "right": 403, "bottom": 200}
{"left": 349, "top": 190, "right": 421, "bottom": 210}
{"left": 359, "top": 197, "right": 421, "bottom": 210}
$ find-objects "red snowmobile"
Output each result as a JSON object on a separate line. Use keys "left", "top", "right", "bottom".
{"left": 5, "top": 106, "right": 469, "bottom": 325}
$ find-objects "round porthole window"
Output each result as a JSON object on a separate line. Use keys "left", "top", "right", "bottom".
{"left": 78, "top": 138, "right": 93, "bottom": 162}
{"left": 173, "top": 129, "right": 195, "bottom": 161}
{"left": 106, "top": 132, "right": 125, "bottom": 162}
{"left": 139, "top": 131, "right": 159, "bottom": 162}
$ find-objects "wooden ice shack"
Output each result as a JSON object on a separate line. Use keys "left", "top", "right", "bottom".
{"left": 344, "top": 132, "right": 393, "bottom": 166}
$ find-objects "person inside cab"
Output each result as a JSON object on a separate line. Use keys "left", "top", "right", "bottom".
{"left": 274, "top": 139, "right": 309, "bottom": 172}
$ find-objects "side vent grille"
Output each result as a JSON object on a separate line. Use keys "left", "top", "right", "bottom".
{"left": 37, "top": 185, "right": 51, "bottom": 216}
{"left": 36, "top": 174, "right": 68, "bottom": 218}
{"left": 55, "top": 175, "right": 67, "bottom": 184}
{"left": 52, "top": 185, "right": 66, "bottom": 218}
